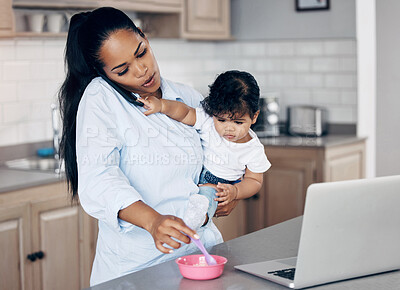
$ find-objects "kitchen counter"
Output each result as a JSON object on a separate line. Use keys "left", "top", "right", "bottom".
{"left": 0, "top": 168, "right": 63, "bottom": 193}
{"left": 85, "top": 217, "right": 399, "bottom": 290}
{"left": 259, "top": 134, "right": 366, "bottom": 148}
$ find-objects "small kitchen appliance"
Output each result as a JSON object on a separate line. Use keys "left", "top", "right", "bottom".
{"left": 287, "top": 105, "right": 327, "bottom": 137}
{"left": 252, "top": 93, "right": 280, "bottom": 137}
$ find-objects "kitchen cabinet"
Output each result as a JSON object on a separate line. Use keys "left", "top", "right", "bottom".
{"left": 247, "top": 138, "right": 366, "bottom": 232}
{"left": 212, "top": 199, "right": 246, "bottom": 241}
{"left": 0, "top": 203, "right": 31, "bottom": 290}
{"left": 0, "top": 0, "right": 14, "bottom": 36}
{"left": 2, "top": 0, "right": 230, "bottom": 39}
{"left": 181, "top": 0, "right": 231, "bottom": 40}
{"left": 0, "top": 181, "right": 97, "bottom": 290}
{"left": 12, "top": 0, "right": 182, "bottom": 11}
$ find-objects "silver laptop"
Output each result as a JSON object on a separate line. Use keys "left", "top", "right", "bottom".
{"left": 235, "top": 175, "right": 400, "bottom": 289}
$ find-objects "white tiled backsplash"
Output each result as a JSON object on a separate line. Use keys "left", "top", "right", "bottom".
{"left": 0, "top": 38, "right": 357, "bottom": 146}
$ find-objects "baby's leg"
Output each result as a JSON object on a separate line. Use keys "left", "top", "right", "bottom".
{"left": 183, "top": 167, "right": 218, "bottom": 230}
{"left": 198, "top": 185, "right": 218, "bottom": 221}
{"left": 183, "top": 194, "right": 209, "bottom": 230}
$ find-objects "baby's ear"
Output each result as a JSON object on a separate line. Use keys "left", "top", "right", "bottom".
{"left": 252, "top": 110, "right": 260, "bottom": 124}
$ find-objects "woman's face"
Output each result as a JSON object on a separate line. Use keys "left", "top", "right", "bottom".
{"left": 99, "top": 29, "right": 161, "bottom": 97}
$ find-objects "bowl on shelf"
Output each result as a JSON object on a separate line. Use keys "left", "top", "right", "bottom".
{"left": 175, "top": 254, "right": 227, "bottom": 280}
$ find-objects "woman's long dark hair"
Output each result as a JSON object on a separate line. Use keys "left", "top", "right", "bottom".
{"left": 58, "top": 7, "right": 144, "bottom": 200}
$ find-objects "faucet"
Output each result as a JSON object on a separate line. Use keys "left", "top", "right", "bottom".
{"left": 51, "top": 103, "right": 61, "bottom": 173}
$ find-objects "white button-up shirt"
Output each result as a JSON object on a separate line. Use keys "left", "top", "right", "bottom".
{"left": 76, "top": 77, "right": 223, "bottom": 286}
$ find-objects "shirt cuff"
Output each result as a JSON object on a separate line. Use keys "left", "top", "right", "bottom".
{"left": 107, "top": 190, "right": 143, "bottom": 234}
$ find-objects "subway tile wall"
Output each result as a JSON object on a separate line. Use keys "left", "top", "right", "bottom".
{"left": 0, "top": 38, "right": 357, "bottom": 146}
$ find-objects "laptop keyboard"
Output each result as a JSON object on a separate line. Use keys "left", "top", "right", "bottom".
{"left": 268, "top": 268, "right": 296, "bottom": 280}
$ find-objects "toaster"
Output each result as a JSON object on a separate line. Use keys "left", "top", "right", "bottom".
{"left": 287, "top": 105, "right": 328, "bottom": 136}
{"left": 252, "top": 95, "right": 280, "bottom": 137}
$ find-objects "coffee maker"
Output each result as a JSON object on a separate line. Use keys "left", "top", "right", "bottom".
{"left": 251, "top": 93, "right": 280, "bottom": 137}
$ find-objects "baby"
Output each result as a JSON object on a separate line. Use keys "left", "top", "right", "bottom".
{"left": 139, "top": 70, "right": 271, "bottom": 230}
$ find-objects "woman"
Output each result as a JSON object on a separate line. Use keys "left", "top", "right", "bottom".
{"left": 59, "top": 7, "right": 236, "bottom": 286}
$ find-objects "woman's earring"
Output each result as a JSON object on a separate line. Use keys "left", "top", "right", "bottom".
{"left": 137, "top": 27, "right": 146, "bottom": 38}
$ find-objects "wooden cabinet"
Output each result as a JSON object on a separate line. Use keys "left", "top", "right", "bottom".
{"left": 0, "top": 182, "right": 97, "bottom": 290}
{"left": 152, "top": 0, "right": 182, "bottom": 6}
{"left": 0, "top": 0, "right": 14, "bottom": 36}
{"left": 31, "top": 198, "right": 81, "bottom": 290}
{"left": 212, "top": 199, "right": 246, "bottom": 241}
{"left": 247, "top": 139, "right": 366, "bottom": 231}
{"left": 0, "top": 203, "right": 31, "bottom": 290}
{"left": 181, "top": 0, "right": 231, "bottom": 40}
{"left": 324, "top": 141, "right": 365, "bottom": 181}
{"left": 2, "top": 0, "right": 230, "bottom": 39}
{"left": 264, "top": 158, "right": 315, "bottom": 227}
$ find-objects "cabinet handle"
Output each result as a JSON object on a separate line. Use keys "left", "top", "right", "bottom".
{"left": 27, "top": 251, "right": 45, "bottom": 262}
{"left": 35, "top": 251, "right": 45, "bottom": 260}
{"left": 27, "top": 254, "right": 36, "bottom": 262}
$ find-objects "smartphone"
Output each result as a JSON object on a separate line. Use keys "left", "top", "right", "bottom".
{"left": 98, "top": 72, "right": 143, "bottom": 107}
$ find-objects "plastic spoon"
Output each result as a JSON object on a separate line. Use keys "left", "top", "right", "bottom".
{"left": 190, "top": 237, "right": 217, "bottom": 265}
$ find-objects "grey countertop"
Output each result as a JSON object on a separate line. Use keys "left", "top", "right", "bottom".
{"left": 85, "top": 217, "right": 400, "bottom": 290}
{"left": 0, "top": 168, "right": 63, "bottom": 193}
{"left": 259, "top": 134, "right": 366, "bottom": 148}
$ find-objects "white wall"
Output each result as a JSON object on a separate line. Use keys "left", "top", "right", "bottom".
{"left": 376, "top": 1, "right": 400, "bottom": 176}
{"left": 0, "top": 39, "right": 65, "bottom": 146}
{"left": 232, "top": 0, "right": 356, "bottom": 40}
{"left": 355, "top": 0, "right": 376, "bottom": 178}
{"left": 0, "top": 38, "right": 357, "bottom": 147}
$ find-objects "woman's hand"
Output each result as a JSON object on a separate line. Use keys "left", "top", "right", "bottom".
{"left": 215, "top": 183, "right": 238, "bottom": 206}
{"left": 149, "top": 214, "right": 198, "bottom": 254}
{"left": 137, "top": 95, "right": 163, "bottom": 116}
{"left": 118, "top": 201, "right": 198, "bottom": 254}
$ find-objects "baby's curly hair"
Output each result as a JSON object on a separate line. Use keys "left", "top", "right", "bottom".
{"left": 201, "top": 70, "right": 260, "bottom": 119}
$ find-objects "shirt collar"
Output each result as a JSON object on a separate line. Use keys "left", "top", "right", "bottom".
{"left": 129, "top": 77, "right": 183, "bottom": 103}
{"left": 160, "top": 77, "right": 183, "bottom": 102}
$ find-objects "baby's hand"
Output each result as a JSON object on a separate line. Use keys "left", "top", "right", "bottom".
{"left": 215, "top": 183, "right": 238, "bottom": 206}
{"left": 137, "top": 95, "right": 162, "bottom": 116}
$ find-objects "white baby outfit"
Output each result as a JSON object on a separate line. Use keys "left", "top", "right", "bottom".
{"left": 193, "top": 107, "right": 271, "bottom": 181}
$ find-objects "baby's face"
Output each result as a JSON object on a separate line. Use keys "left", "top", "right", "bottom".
{"left": 213, "top": 112, "right": 258, "bottom": 143}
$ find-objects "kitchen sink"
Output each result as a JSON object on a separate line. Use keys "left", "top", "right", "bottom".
{"left": 3, "top": 157, "right": 64, "bottom": 174}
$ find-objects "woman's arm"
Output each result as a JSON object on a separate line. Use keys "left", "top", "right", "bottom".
{"left": 138, "top": 96, "right": 196, "bottom": 126}
{"left": 215, "top": 168, "right": 263, "bottom": 206}
{"left": 118, "top": 201, "right": 198, "bottom": 254}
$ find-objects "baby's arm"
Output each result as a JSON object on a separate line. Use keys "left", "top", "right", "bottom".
{"left": 138, "top": 96, "right": 196, "bottom": 126}
{"left": 215, "top": 168, "right": 263, "bottom": 206}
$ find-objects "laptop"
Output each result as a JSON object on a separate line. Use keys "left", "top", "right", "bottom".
{"left": 234, "top": 175, "right": 400, "bottom": 289}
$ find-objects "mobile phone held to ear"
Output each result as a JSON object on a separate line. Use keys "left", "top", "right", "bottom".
{"left": 98, "top": 72, "right": 144, "bottom": 107}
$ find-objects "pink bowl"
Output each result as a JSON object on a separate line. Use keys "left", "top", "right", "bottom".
{"left": 175, "top": 254, "right": 228, "bottom": 280}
